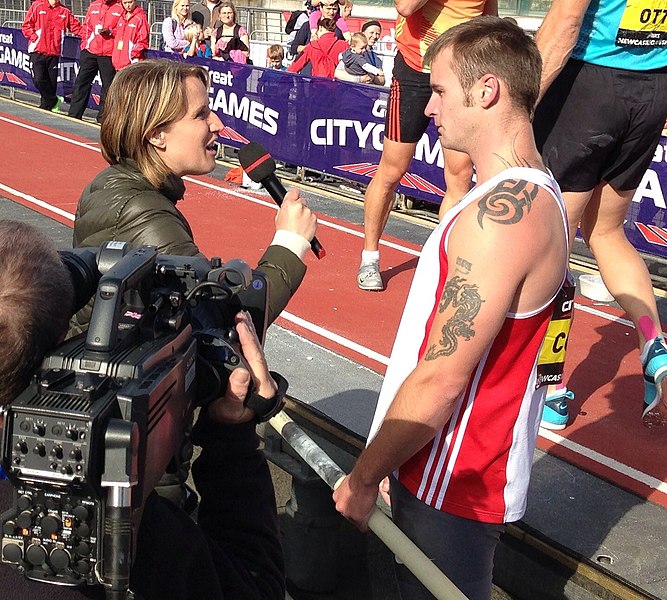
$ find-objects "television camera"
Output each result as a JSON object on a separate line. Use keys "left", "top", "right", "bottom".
{"left": 0, "top": 242, "right": 284, "bottom": 599}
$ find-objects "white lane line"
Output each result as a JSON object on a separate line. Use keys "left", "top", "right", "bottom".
{"left": 1, "top": 115, "right": 663, "bottom": 494}
{"left": 0, "top": 115, "right": 101, "bottom": 152}
{"left": 574, "top": 302, "right": 634, "bottom": 328}
{"left": 0, "top": 183, "right": 75, "bottom": 221}
{"left": 539, "top": 427, "right": 667, "bottom": 494}
{"left": 280, "top": 311, "right": 390, "bottom": 366}
{"left": 1, "top": 114, "right": 421, "bottom": 255}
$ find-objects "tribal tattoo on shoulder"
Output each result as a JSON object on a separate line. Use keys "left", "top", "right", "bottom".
{"left": 424, "top": 274, "right": 484, "bottom": 360}
{"left": 476, "top": 179, "right": 539, "bottom": 228}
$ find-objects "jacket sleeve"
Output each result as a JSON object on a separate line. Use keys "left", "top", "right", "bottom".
{"left": 162, "top": 17, "right": 181, "bottom": 51}
{"left": 287, "top": 46, "right": 310, "bottom": 73}
{"left": 257, "top": 245, "right": 307, "bottom": 325}
{"left": 190, "top": 414, "right": 285, "bottom": 600}
{"left": 68, "top": 12, "right": 84, "bottom": 38}
{"left": 21, "top": 4, "right": 37, "bottom": 41}
{"left": 132, "top": 12, "right": 150, "bottom": 58}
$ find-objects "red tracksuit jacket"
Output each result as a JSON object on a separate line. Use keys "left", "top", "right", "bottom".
{"left": 287, "top": 32, "right": 349, "bottom": 78}
{"left": 80, "top": 0, "right": 123, "bottom": 56}
{"left": 111, "top": 6, "right": 149, "bottom": 70}
{"left": 21, "top": 0, "right": 83, "bottom": 56}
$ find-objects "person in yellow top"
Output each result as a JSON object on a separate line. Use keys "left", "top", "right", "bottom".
{"left": 356, "top": 0, "right": 496, "bottom": 291}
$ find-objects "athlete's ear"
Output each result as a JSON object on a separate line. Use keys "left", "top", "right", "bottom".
{"left": 478, "top": 73, "right": 499, "bottom": 107}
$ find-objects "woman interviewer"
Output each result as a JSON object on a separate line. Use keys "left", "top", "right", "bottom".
{"left": 68, "top": 59, "right": 315, "bottom": 599}
{"left": 72, "top": 59, "right": 316, "bottom": 331}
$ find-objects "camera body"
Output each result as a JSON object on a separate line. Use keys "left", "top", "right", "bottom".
{"left": 0, "top": 243, "right": 269, "bottom": 590}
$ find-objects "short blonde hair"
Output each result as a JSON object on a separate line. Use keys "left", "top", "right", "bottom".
{"left": 100, "top": 59, "right": 209, "bottom": 188}
{"left": 184, "top": 22, "right": 202, "bottom": 42}
{"left": 267, "top": 44, "right": 284, "bottom": 60}
{"left": 350, "top": 32, "right": 367, "bottom": 47}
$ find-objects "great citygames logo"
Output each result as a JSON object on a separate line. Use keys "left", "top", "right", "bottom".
{"left": 635, "top": 223, "right": 667, "bottom": 247}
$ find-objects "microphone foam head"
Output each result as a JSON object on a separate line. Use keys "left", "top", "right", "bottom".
{"left": 238, "top": 142, "right": 276, "bottom": 183}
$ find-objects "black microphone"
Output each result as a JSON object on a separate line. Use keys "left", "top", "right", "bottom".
{"left": 238, "top": 142, "right": 325, "bottom": 259}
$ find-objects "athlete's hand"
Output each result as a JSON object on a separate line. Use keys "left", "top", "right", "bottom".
{"left": 333, "top": 473, "right": 378, "bottom": 532}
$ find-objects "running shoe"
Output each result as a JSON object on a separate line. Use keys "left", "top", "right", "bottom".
{"left": 540, "top": 389, "right": 573, "bottom": 430}
{"left": 642, "top": 337, "right": 667, "bottom": 427}
{"left": 51, "top": 96, "right": 62, "bottom": 113}
{"left": 357, "top": 261, "right": 383, "bottom": 291}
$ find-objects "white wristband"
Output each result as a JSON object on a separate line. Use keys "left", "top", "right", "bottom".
{"left": 271, "top": 230, "right": 310, "bottom": 261}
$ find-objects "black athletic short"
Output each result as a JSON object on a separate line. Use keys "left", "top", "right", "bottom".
{"left": 384, "top": 51, "right": 432, "bottom": 144}
{"left": 534, "top": 59, "right": 667, "bottom": 192}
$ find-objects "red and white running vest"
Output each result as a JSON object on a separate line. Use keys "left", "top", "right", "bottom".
{"left": 368, "top": 167, "right": 568, "bottom": 524}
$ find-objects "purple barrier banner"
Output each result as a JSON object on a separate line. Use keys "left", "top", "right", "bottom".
{"left": 3, "top": 26, "right": 667, "bottom": 261}
{"left": 0, "top": 28, "right": 104, "bottom": 109}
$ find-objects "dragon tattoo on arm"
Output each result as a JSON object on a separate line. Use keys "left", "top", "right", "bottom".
{"left": 424, "top": 273, "right": 484, "bottom": 360}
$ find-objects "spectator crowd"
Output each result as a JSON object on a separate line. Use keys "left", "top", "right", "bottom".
{"left": 20, "top": 0, "right": 389, "bottom": 117}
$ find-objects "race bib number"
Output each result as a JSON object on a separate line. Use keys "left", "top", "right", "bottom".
{"left": 536, "top": 273, "right": 575, "bottom": 388}
{"left": 616, "top": 0, "right": 667, "bottom": 47}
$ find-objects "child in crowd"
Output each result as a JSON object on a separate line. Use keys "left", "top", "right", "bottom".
{"left": 183, "top": 23, "right": 212, "bottom": 57}
{"left": 337, "top": 32, "right": 383, "bottom": 84}
{"left": 267, "top": 44, "right": 286, "bottom": 70}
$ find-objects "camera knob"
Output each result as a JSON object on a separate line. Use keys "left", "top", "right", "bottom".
{"left": 32, "top": 423, "right": 46, "bottom": 437}
{"left": 25, "top": 543, "right": 47, "bottom": 566}
{"left": 16, "top": 509, "right": 36, "bottom": 529}
{"left": 65, "top": 429, "right": 78, "bottom": 441}
{"left": 49, "top": 547, "right": 71, "bottom": 572}
{"left": 14, "top": 440, "right": 28, "bottom": 454}
{"left": 40, "top": 514, "right": 61, "bottom": 537}
{"left": 73, "top": 504, "right": 90, "bottom": 522}
{"left": 2, "top": 520, "right": 17, "bottom": 536}
{"left": 2, "top": 542, "right": 22, "bottom": 563}
{"left": 50, "top": 445, "right": 64, "bottom": 460}
{"left": 33, "top": 443, "right": 46, "bottom": 457}
{"left": 74, "top": 559, "right": 91, "bottom": 575}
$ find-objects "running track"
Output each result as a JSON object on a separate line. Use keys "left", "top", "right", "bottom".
{"left": 1, "top": 111, "right": 665, "bottom": 509}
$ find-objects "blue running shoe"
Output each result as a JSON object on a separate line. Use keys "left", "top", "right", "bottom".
{"left": 540, "top": 389, "right": 573, "bottom": 430}
{"left": 641, "top": 337, "right": 667, "bottom": 427}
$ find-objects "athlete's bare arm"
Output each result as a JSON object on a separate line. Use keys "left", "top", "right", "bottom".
{"left": 483, "top": 0, "right": 499, "bottom": 17}
{"left": 534, "top": 0, "right": 592, "bottom": 99}
{"left": 394, "top": 0, "right": 430, "bottom": 18}
{"left": 333, "top": 181, "right": 566, "bottom": 530}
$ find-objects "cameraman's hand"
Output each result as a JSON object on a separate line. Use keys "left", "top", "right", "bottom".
{"left": 275, "top": 188, "right": 317, "bottom": 242}
{"left": 207, "top": 311, "right": 277, "bottom": 425}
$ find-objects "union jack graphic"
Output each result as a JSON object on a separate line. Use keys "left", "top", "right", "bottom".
{"left": 218, "top": 126, "right": 249, "bottom": 144}
{"left": 91, "top": 93, "right": 100, "bottom": 106}
{"left": 635, "top": 222, "right": 667, "bottom": 247}
{"left": 1, "top": 71, "right": 27, "bottom": 86}
{"left": 334, "top": 162, "right": 445, "bottom": 197}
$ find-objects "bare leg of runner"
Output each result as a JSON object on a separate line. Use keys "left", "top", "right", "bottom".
{"left": 438, "top": 148, "right": 474, "bottom": 221}
{"left": 358, "top": 138, "right": 417, "bottom": 291}
{"left": 569, "top": 182, "right": 667, "bottom": 426}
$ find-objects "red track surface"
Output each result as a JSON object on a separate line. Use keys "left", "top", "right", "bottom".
{"left": 1, "top": 111, "right": 665, "bottom": 508}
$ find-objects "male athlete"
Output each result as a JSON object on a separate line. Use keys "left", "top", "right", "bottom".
{"left": 534, "top": 0, "right": 667, "bottom": 429}
{"left": 356, "top": 0, "right": 496, "bottom": 291}
{"left": 335, "top": 18, "right": 569, "bottom": 599}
